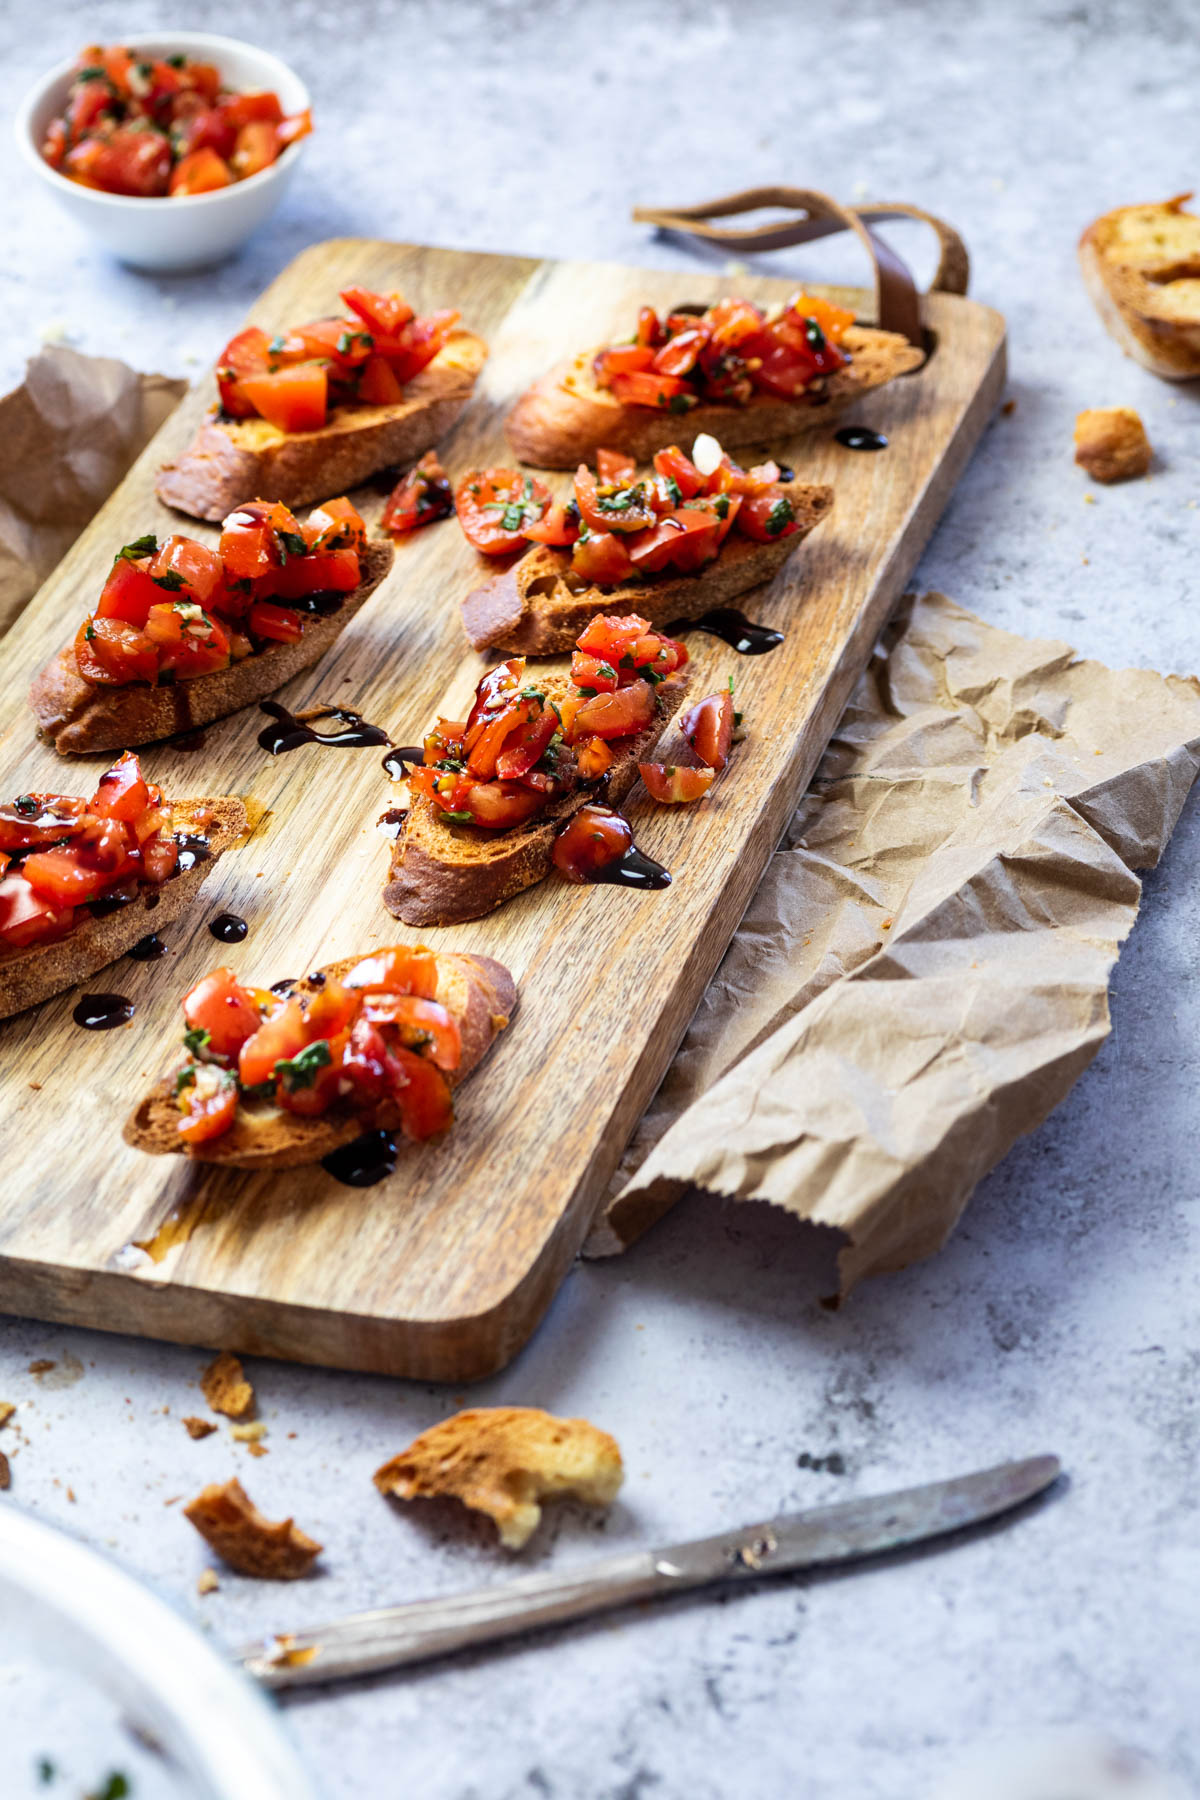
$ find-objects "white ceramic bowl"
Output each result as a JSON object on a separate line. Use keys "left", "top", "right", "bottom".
{"left": 14, "top": 31, "right": 310, "bottom": 272}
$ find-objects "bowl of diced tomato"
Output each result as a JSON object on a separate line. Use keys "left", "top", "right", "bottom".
{"left": 15, "top": 32, "right": 312, "bottom": 271}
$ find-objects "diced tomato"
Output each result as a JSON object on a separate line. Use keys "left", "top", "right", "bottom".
{"left": 466, "top": 701, "right": 532, "bottom": 779}
{"left": 220, "top": 90, "right": 284, "bottom": 130}
{"left": 219, "top": 500, "right": 301, "bottom": 579}
{"left": 378, "top": 309, "right": 459, "bottom": 383}
{"left": 150, "top": 535, "right": 224, "bottom": 606}
{"left": 638, "top": 763, "right": 716, "bottom": 803}
{"left": 246, "top": 600, "right": 303, "bottom": 643}
{"left": 637, "top": 307, "right": 662, "bottom": 347}
{"left": 575, "top": 613, "right": 650, "bottom": 659}
{"left": 738, "top": 490, "right": 798, "bottom": 543}
{"left": 215, "top": 326, "right": 271, "bottom": 417}
{"left": 75, "top": 617, "right": 159, "bottom": 687}
{"left": 178, "top": 1073, "right": 238, "bottom": 1144}
{"left": 571, "top": 530, "right": 636, "bottom": 586}
{"left": 680, "top": 691, "right": 735, "bottom": 771}
{"left": 96, "top": 554, "right": 163, "bottom": 629}
{"left": 627, "top": 510, "right": 721, "bottom": 575}
{"left": 456, "top": 470, "right": 551, "bottom": 556}
{"left": 464, "top": 658, "right": 526, "bottom": 738}
{"left": 522, "top": 498, "right": 580, "bottom": 547}
{"left": 609, "top": 371, "right": 695, "bottom": 411}
{"left": 144, "top": 603, "right": 230, "bottom": 677}
{"left": 706, "top": 298, "right": 765, "bottom": 349}
{"left": 66, "top": 78, "right": 116, "bottom": 139}
{"left": 21, "top": 847, "right": 112, "bottom": 907}
{"left": 0, "top": 796, "right": 86, "bottom": 853}
{"left": 357, "top": 354, "right": 404, "bottom": 404}
{"left": 495, "top": 707, "right": 557, "bottom": 779}
{"left": 177, "top": 105, "right": 237, "bottom": 161}
{"left": 571, "top": 679, "right": 656, "bottom": 741}
{"left": 0, "top": 872, "right": 74, "bottom": 949}
{"left": 232, "top": 117, "right": 281, "bottom": 177}
{"left": 305, "top": 496, "right": 367, "bottom": 553}
{"left": 344, "top": 946, "right": 439, "bottom": 998}
{"left": 576, "top": 735, "right": 613, "bottom": 780}
{"left": 66, "top": 127, "right": 172, "bottom": 197}
{"left": 389, "top": 1046, "right": 454, "bottom": 1140}
{"left": 360, "top": 993, "right": 461, "bottom": 1070}
{"left": 41, "top": 117, "right": 68, "bottom": 169}
{"left": 458, "top": 781, "right": 544, "bottom": 829}
{"left": 179, "top": 61, "right": 222, "bottom": 104}
{"left": 238, "top": 361, "right": 327, "bottom": 432}
{"left": 340, "top": 288, "right": 415, "bottom": 338}
{"left": 91, "top": 752, "right": 149, "bottom": 823}
{"left": 593, "top": 345, "right": 656, "bottom": 386}
{"left": 596, "top": 449, "right": 637, "bottom": 485}
{"left": 551, "top": 805, "right": 634, "bottom": 884}
{"left": 237, "top": 995, "right": 307, "bottom": 1085}
{"left": 653, "top": 326, "right": 709, "bottom": 378}
{"left": 169, "top": 147, "right": 233, "bottom": 196}
{"left": 571, "top": 652, "right": 619, "bottom": 694}
{"left": 574, "top": 466, "right": 656, "bottom": 536}
{"left": 652, "top": 445, "right": 707, "bottom": 499}
{"left": 293, "top": 316, "right": 374, "bottom": 366}
{"left": 141, "top": 836, "right": 178, "bottom": 883}
{"left": 382, "top": 453, "right": 453, "bottom": 536}
{"left": 277, "top": 108, "right": 313, "bottom": 149}
{"left": 265, "top": 546, "right": 360, "bottom": 600}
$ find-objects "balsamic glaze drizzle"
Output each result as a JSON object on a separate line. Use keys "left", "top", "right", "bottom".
{"left": 173, "top": 835, "right": 211, "bottom": 875}
{"left": 673, "top": 607, "right": 784, "bottom": 656}
{"left": 591, "top": 845, "right": 672, "bottom": 890}
{"left": 270, "top": 978, "right": 298, "bottom": 996}
{"left": 321, "top": 1129, "right": 398, "bottom": 1188}
{"left": 257, "top": 701, "right": 392, "bottom": 757}
{"left": 128, "top": 934, "right": 167, "bottom": 961}
{"left": 209, "top": 913, "right": 248, "bottom": 944}
{"left": 382, "top": 746, "right": 426, "bottom": 780}
{"left": 377, "top": 807, "right": 408, "bottom": 840}
{"left": 834, "top": 425, "right": 889, "bottom": 452}
{"left": 73, "top": 993, "right": 134, "bottom": 1030}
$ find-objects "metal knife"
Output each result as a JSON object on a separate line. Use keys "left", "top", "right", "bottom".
{"left": 238, "top": 1453, "right": 1059, "bottom": 1689}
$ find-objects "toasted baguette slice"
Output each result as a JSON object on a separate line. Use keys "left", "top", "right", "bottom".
{"left": 156, "top": 329, "right": 489, "bottom": 521}
{"left": 505, "top": 325, "right": 923, "bottom": 469}
{"left": 0, "top": 795, "right": 246, "bottom": 1022}
{"left": 124, "top": 949, "right": 516, "bottom": 1169}
{"left": 385, "top": 672, "right": 688, "bottom": 926}
{"left": 1078, "top": 195, "right": 1200, "bottom": 379}
{"left": 460, "top": 477, "right": 833, "bottom": 654}
{"left": 29, "top": 541, "right": 393, "bottom": 757}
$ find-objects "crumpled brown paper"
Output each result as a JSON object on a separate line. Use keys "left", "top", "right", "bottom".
{"left": 0, "top": 346, "right": 185, "bottom": 639}
{"left": 590, "top": 591, "right": 1200, "bottom": 1293}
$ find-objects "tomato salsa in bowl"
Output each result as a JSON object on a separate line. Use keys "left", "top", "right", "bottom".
{"left": 15, "top": 32, "right": 312, "bottom": 270}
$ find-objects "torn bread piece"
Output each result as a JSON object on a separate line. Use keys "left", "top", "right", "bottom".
{"left": 1078, "top": 193, "right": 1200, "bottom": 379}
{"left": 183, "top": 1478, "right": 322, "bottom": 1579}
{"left": 201, "top": 1351, "right": 254, "bottom": 1419}
{"left": 374, "top": 1406, "right": 624, "bottom": 1550}
{"left": 1074, "top": 408, "right": 1153, "bottom": 483}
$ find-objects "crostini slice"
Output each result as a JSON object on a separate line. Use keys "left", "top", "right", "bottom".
{"left": 30, "top": 498, "right": 393, "bottom": 756}
{"left": 1078, "top": 193, "right": 1200, "bottom": 380}
{"left": 506, "top": 292, "right": 923, "bottom": 469}
{"left": 156, "top": 285, "right": 489, "bottom": 521}
{"left": 124, "top": 946, "right": 516, "bottom": 1169}
{"left": 459, "top": 442, "right": 832, "bottom": 655}
{"left": 385, "top": 619, "right": 691, "bottom": 927}
{"left": 0, "top": 752, "right": 246, "bottom": 1021}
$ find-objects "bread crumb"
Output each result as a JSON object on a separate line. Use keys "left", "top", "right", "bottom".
{"left": 231, "top": 1420, "right": 268, "bottom": 1443}
{"left": 197, "top": 1567, "right": 220, "bottom": 1594}
{"left": 0, "top": 1452, "right": 9, "bottom": 1490}
{"left": 66, "top": 1486, "right": 76, "bottom": 1503}
{"left": 247, "top": 1441, "right": 269, "bottom": 1458}
{"left": 183, "top": 1416, "right": 217, "bottom": 1440}
{"left": 183, "top": 1478, "right": 322, "bottom": 1579}
{"left": 201, "top": 1351, "right": 254, "bottom": 1419}
{"left": 1074, "top": 408, "right": 1152, "bottom": 483}
{"left": 163, "top": 1496, "right": 182, "bottom": 1506}
{"left": 374, "top": 1406, "right": 624, "bottom": 1551}
{"left": 0, "top": 1403, "right": 14, "bottom": 1429}
{"left": 1001, "top": 398, "right": 1017, "bottom": 416}
{"left": 28, "top": 1360, "right": 56, "bottom": 1376}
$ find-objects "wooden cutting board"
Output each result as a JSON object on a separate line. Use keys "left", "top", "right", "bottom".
{"left": 0, "top": 239, "right": 1004, "bottom": 1379}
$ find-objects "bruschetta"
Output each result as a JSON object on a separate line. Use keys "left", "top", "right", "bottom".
{"left": 124, "top": 945, "right": 516, "bottom": 1169}
{"left": 157, "top": 285, "right": 488, "bottom": 521}
{"left": 457, "top": 440, "right": 832, "bottom": 655}
{"left": 0, "top": 752, "right": 245, "bottom": 1020}
{"left": 29, "top": 498, "right": 393, "bottom": 755}
{"left": 506, "top": 293, "right": 923, "bottom": 468}
{"left": 385, "top": 616, "right": 690, "bottom": 925}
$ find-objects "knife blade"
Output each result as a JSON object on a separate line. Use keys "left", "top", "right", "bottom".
{"left": 237, "top": 1453, "right": 1059, "bottom": 1689}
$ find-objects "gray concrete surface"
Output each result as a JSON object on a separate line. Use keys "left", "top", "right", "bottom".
{"left": 0, "top": 1, "right": 1197, "bottom": 1795}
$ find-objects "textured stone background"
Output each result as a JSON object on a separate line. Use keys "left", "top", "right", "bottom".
{"left": 0, "top": 1, "right": 1197, "bottom": 1795}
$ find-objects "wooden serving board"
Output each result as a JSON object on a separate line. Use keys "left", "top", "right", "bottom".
{"left": 0, "top": 240, "right": 1004, "bottom": 1379}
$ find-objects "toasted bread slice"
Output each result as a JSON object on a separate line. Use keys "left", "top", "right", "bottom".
{"left": 374, "top": 1406, "right": 624, "bottom": 1550}
{"left": 460, "top": 477, "right": 833, "bottom": 654}
{"left": 0, "top": 794, "right": 246, "bottom": 1022}
{"left": 385, "top": 671, "right": 688, "bottom": 926}
{"left": 124, "top": 948, "right": 516, "bottom": 1169}
{"left": 505, "top": 325, "right": 923, "bottom": 469}
{"left": 156, "top": 329, "right": 489, "bottom": 521}
{"left": 29, "top": 541, "right": 393, "bottom": 757}
{"left": 1078, "top": 195, "right": 1200, "bottom": 379}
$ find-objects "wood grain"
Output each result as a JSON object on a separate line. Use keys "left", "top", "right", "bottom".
{"left": 0, "top": 240, "right": 1005, "bottom": 1379}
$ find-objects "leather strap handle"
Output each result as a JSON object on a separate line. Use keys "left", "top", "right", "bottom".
{"left": 631, "top": 187, "right": 969, "bottom": 347}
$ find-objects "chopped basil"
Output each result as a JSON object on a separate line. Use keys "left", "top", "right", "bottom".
{"left": 576, "top": 685, "right": 598, "bottom": 699}
{"left": 239, "top": 1079, "right": 276, "bottom": 1100}
{"left": 805, "top": 318, "right": 828, "bottom": 353}
{"left": 152, "top": 569, "right": 187, "bottom": 592}
{"left": 37, "top": 1758, "right": 56, "bottom": 1783}
{"left": 91, "top": 1776, "right": 130, "bottom": 1800}
{"left": 182, "top": 1027, "right": 211, "bottom": 1057}
{"left": 596, "top": 661, "right": 616, "bottom": 682}
{"left": 136, "top": 62, "right": 153, "bottom": 78}
{"left": 75, "top": 67, "right": 108, "bottom": 82}
{"left": 435, "top": 754, "right": 466, "bottom": 773}
{"left": 661, "top": 475, "right": 683, "bottom": 506}
{"left": 442, "top": 810, "right": 475, "bottom": 824}
{"left": 499, "top": 504, "right": 527, "bottom": 532}
{"left": 166, "top": 52, "right": 187, "bottom": 67}
{"left": 668, "top": 392, "right": 697, "bottom": 414}
{"left": 765, "top": 497, "right": 795, "bottom": 537}
{"left": 523, "top": 476, "right": 534, "bottom": 498}
{"left": 520, "top": 687, "right": 547, "bottom": 702}
{"left": 14, "top": 795, "right": 37, "bottom": 816}
{"left": 714, "top": 494, "right": 730, "bottom": 519}
{"left": 644, "top": 667, "right": 664, "bottom": 684}
{"left": 273, "top": 1039, "right": 332, "bottom": 1091}
{"left": 268, "top": 334, "right": 287, "bottom": 354}
{"left": 84, "top": 623, "right": 96, "bottom": 641}
{"left": 173, "top": 1064, "right": 197, "bottom": 1095}
{"left": 118, "top": 534, "right": 158, "bottom": 562}
{"left": 275, "top": 529, "right": 308, "bottom": 562}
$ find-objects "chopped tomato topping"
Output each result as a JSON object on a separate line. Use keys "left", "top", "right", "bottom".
{"left": 679, "top": 691, "right": 735, "bottom": 771}
{"left": 91, "top": 751, "right": 149, "bottom": 822}
{"left": 552, "top": 805, "right": 634, "bottom": 884}
{"left": 169, "top": 147, "right": 232, "bottom": 196}
{"left": 456, "top": 470, "right": 552, "bottom": 556}
{"left": 238, "top": 362, "right": 328, "bottom": 433}
{"left": 638, "top": 763, "right": 715, "bottom": 804}
{"left": 75, "top": 617, "right": 159, "bottom": 686}
{"left": 0, "top": 873, "right": 75, "bottom": 949}
{"left": 184, "top": 969, "right": 264, "bottom": 1062}
{"left": 382, "top": 453, "right": 453, "bottom": 537}
{"left": 246, "top": 600, "right": 303, "bottom": 644}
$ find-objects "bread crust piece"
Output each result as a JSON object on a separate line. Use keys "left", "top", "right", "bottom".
{"left": 384, "top": 671, "right": 688, "bottom": 927}
{"left": 156, "top": 329, "right": 489, "bottom": 521}
{"left": 460, "top": 477, "right": 832, "bottom": 654}
{"left": 1074, "top": 408, "right": 1153, "bottom": 483}
{"left": 374, "top": 1405, "right": 624, "bottom": 1550}
{"left": 183, "top": 1478, "right": 322, "bottom": 1579}
{"left": 0, "top": 793, "right": 246, "bottom": 1022}
{"left": 505, "top": 324, "right": 924, "bottom": 469}
{"left": 122, "top": 949, "right": 517, "bottom": 1169}
{"left": 1078, "top": 195, "right": 1200, "bottom": 380}
{"left": 29, "top": 541, "right": 393, "bottom": 757}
